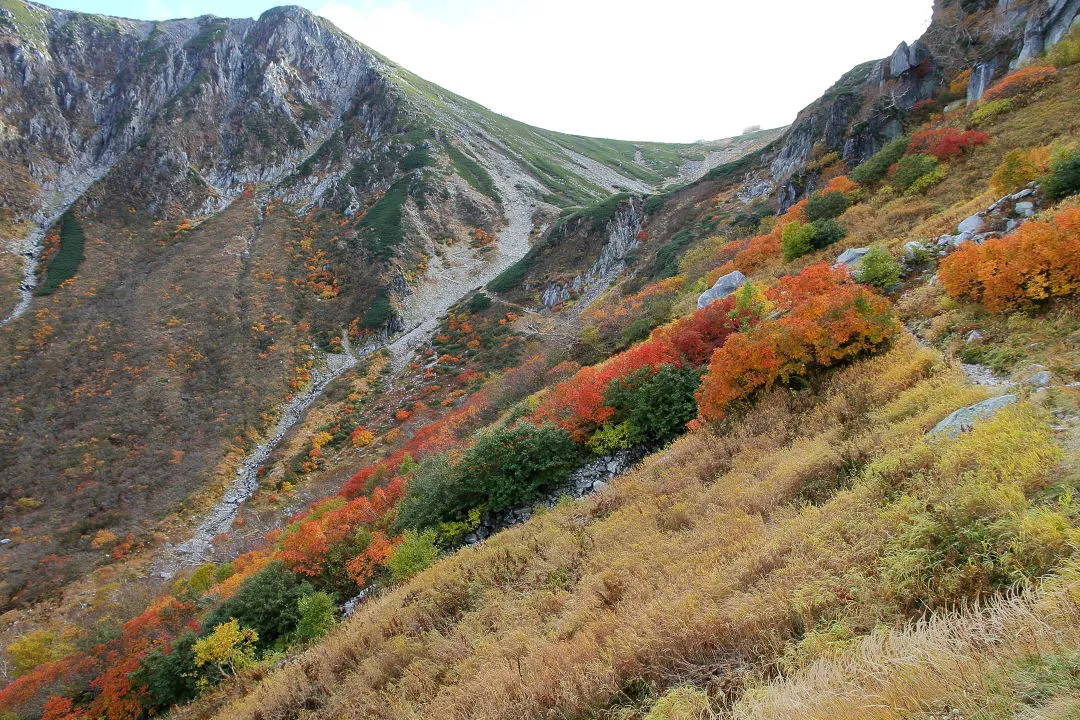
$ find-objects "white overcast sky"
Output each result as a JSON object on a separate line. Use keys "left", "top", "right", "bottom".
{"left": 316, "top": 0, "right": 933, "bottom": 142}
{"left": 63, "top": 0, "right": 934, "bottom": 142}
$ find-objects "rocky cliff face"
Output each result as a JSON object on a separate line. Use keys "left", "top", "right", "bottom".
{"left": 541, "top": 200, "right": 644, "bottom": 308}
{"left": 761, "top": 0, "right": 1080, "bottom": 208}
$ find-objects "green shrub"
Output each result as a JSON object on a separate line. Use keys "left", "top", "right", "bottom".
{"left": 35, "top": 210, "right": 85, "bottom": 295}
{"left": 808, "top": 218, "right": 847, "bottom": 248}
{"left": 603, "top": 364, "right": 702, "bottom": 446}
{"left": 1049, "top": 25, "right": 1080, "bottom": 67}
{"left": 970, "top": 98, "right": 1015, "bottom": 127}
{"left": 459, "top": 423, "right": 581, "bottom": 511}
{"left": 781, "top": 221, "right": 817, "bottom": 261}
{"left": 387, "top": 529, "right": 440, "bottom": 582}
{"left": 131, "top": 633, "right": 202, "bottom": 712}
{"left": 468, "top": 292, "right": 492, "bottom": 313}
{"left": 294, "top": 591, "right": 337, "bottom": 642}
{"left": 890, "top": 153, "right": 939, "bottom": 193}
{"left": 434, "top": 508, "right": 482, "bottom": 548}
{"left": 361, "top": 288, "right": 393, "bottom": 330}
{"left": 905, "top": 166, "right": 947, "bottom": 196}
{"left": 187, "top": 563, "right": 219, "bottom": 595}
{"left": 850, "top": 137, "right": 909, "bottom": 185}
{"left": 804, "top": 190, "right": 850, "bottom": 222}
{"left": 1043, "top": 148, "right": 1080, "bottom": 200}
{"left": 588, "top": 421, "right": 637, "bottom": 455}
{"left": 394, "top": 453, "right": 468, "bottom": 531}
{"left": 856, "top": 247, "right": 902, "bottom": 288}
{"left": 620, "top": 316, "right": 655, "bottom": 347}
{"left": 782, "top": 219, "right": 848, "bottom": 260}
{"left": 203, "top": 561, "right": 312, "bottom": 652}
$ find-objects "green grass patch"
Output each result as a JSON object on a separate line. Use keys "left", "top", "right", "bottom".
{"left": 445, "top": 142, "right": 499, "bottom": 202}
{"left": 358, "top": 181, "right": 408, "bottom": 261}
{"left": 361, "top": 288, "right": 393, "bottom": 330}
{"left": 556, "top": 193, "right": 631, "bottom": 233}
{"left": 650, "top": 228, "right": 695, "bottom": 279}
{"left": 399, "top": 145, "right": 432, "bottom": 172}
{"left": 35, "top": 211, "right": 85, "bottom": 296}
{"left": 487, "top": 253, "right": 537, "bottom": 293}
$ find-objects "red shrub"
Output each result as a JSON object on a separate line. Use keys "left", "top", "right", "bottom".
{"left": 907, "top": 128, "right": 989, "bottom": 160}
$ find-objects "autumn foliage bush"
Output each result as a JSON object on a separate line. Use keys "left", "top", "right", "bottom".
{"left": 695, "top": 265, "right": 897, "bottom": 422}
{"left": 981, "top": 65, "right": 1057, "bottom": 101}
{"left": 906, "top": 128, "right": 989, "bottom": 160}
{"left": 939, "top": 206, "right": 1080, "bottom": 311}
{"left": 532, "top": 292, "right": 752, "bottom": 440}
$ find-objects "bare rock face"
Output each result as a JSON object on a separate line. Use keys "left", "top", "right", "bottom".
{"left": 0, "top": 4, "right": 394, "bottom": 224}
{"left": 766, "top": 0, "right": 1080, "bottom": 209}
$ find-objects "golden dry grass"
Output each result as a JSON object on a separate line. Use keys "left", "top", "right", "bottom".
{"left": 180, "top": 335, "right": 1073, "bottom": 720}
{"left": 732, "top": 562, "right": 1080, "bottom": 720}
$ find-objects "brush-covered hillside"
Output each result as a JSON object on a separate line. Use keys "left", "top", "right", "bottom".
{"left": 4, "top": 0, "right": 1080, "bottom": 719}
{"left": 0, "top": 0, "right": 779, "bottom": 614}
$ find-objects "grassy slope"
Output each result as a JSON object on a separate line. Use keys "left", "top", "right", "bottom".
{"left": 186, "top": 63, "right": 1080, "bottom": 720}
{"left": 203, "top": 338, "right": 1073, "bottom": 720}
{"left": 383, "top": 63, "right": 756, "bottom": 203}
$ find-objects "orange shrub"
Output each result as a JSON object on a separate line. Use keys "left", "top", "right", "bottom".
{"left": 696, "top": 265, "right": 897, "bottom": 422}
{"left": 982, "top": 65, "right": 1057, "bottom": 101}
{"left": 821, "top": 175, "right": 860, "bottom": 195}
{"left": 733, "top": 199, "right": 809, "bottom": 271}
{"left": 939, "top": 206, "right": 1080, "bottom": 311}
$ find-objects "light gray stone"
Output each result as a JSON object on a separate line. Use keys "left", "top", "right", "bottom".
{"left": 1026, "top": 370, "right": 1052, "bottom": 388}
{"left": 929, "top": 395, "right": 1018, "bottom": 439}
{"left": 965, "top": 329, "right": 984, "bottom": 343}
{"left": 904, "top": 241, "right": 928, "bottom": 261}
{"left": 697, "top": 270, "right": 747, "bottom": 309}
{"left": 958, "top": 214, "right": 986, "bottom": 235}
{"left": 592, "top": 480, "right": 609, "bottom": 492}
{"left": 835, "top": 247, "right": 870, "bottom": 267}
{"left": 889, "top": 42, "right": 914, "bottom": 76}
{"left": 1011, "top": 188, "right": 1034, "bottom": 200}
{"left": 1015, "top": 201, "right": 1035, "bottom": 216}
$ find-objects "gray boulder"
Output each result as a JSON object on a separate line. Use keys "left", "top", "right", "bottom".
{"left": 928, "top": 395, "right": 1017, "bottom": 439}
{"left": 904, "top": 241, "right": 928, "bottom": 261}
{"left": 1026, "top": 370, "right": 1052, "bottom": 388}
{"left": 835, "top": 247, "right": 870, "bottom": 268}
{"left": 1015, "top": 201, "right": 1035, "bottom": 217}
{"left": 958, "top": 214, "right": 986, "bottom": 235}
{"left": 697, "top": 270, "right": 746, "bottom": 309}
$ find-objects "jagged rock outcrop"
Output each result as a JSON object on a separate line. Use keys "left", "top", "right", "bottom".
{"left": 765, "top": 0, "right": 1080, "bottom": 209}
{"left": 541, "top": 199, "right": 644, "bottom": 307}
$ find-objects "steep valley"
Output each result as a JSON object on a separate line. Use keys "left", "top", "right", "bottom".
{"left": 4, "top": 1, "right": 1080, "bottom": 719}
